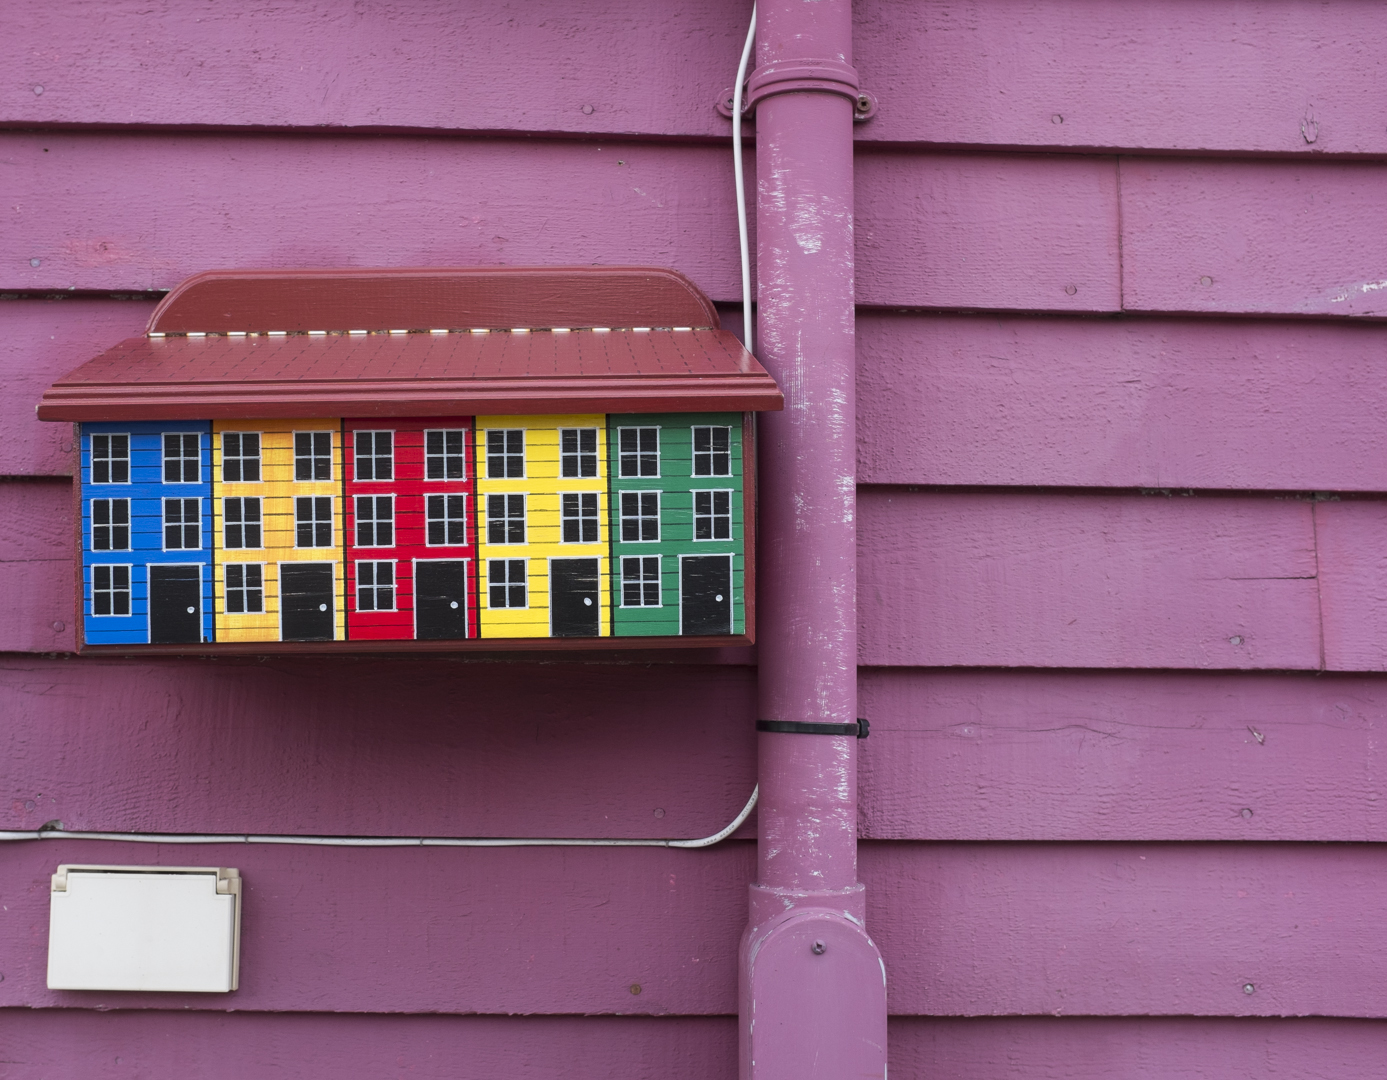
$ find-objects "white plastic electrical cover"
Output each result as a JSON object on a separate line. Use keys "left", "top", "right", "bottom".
{"left": 47, "top": 865, "right": 241, "bottom": 992}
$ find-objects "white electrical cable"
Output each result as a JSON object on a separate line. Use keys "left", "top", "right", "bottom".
{"left": 733, "top": 3, "right": 757, "bottom": 356}
{"left": 0, "top": 786, "right": 757, "bottom": 851}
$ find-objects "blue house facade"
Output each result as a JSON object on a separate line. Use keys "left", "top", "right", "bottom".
{"left": 81, "top": 421, "right": 214, "bottom": 644}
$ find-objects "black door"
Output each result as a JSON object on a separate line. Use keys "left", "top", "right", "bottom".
{"left": 550, "top": 558, "right": 600, "bottom": 637}
{"left": 149, "top": 564, "right": 202, "bottom": 644}
{"left": 681, "top": 555, "right": 732, "bottom": 635}
{"left": 280, "top": 563, "right": 335, "bottom": 641}
{"left": 415, "top": 561, "right": 470, "bottom": 640}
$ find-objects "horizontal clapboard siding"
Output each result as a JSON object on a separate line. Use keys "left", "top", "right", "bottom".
{"left": 6, "top": 1011, "right": 1385, "bottom": 1079}
{"left": 859, "top": 669, "right": 1387, "bottom": 841}
{"left": 8, "top": 1, "right": 1387, "bottom": 158}
{"left": 858, "top": 314, "right": 1387, "bottom": 491}
{"left": 4, "top": 839, "right": 1385, "bottom": 1017}
{"left": 0, "top": 654, "right": 755, "bottom": 838}
{"left": 859, "top": 490, "right": 1322, "bottom": 670}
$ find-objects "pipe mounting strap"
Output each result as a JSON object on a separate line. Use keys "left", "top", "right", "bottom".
{"left": 720, "top": 59, "right": 877, "bottom": 120}
{"left": 758, "top": 719, "right": 869, "bottom": 738}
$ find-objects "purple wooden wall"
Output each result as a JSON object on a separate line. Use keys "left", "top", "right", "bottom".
{"left": 6, "top": 1, "right": 1387, "bottom": 1074}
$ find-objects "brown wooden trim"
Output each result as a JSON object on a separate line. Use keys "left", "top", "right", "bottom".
{"left": 76, "top": 633, "right": 754, "bottom": 657}
{"left": 148, "top": 267, "right": 721, "bottom": 335}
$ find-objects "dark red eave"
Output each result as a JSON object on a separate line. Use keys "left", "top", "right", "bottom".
{"left": 37, "top": 329, "right": 783, "bottom": 421}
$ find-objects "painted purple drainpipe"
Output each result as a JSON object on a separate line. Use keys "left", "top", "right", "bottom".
{"left": 739, "top": 1, "right": 888, "bottom": 1077}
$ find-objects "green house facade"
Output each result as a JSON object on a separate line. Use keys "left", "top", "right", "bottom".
{"left": 606, "top": 412, "right": 747, "bottom": 637}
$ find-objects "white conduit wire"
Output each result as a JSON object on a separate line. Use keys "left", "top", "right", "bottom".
{"left": 733, "top": 2, "right": 757, "bottom": 356}
{"left": 0, "top": 786, "right": 757, "bottom": 851}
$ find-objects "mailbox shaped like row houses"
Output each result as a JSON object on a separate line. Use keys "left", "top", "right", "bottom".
{"left": 39, "top": 268, "right": 782, "bottom": 652}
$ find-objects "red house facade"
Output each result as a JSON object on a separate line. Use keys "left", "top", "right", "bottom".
{"left": 343, "top": 418, "right": 478, "bottom": 642}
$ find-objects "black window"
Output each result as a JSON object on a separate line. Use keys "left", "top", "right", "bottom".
{"left": 426, "top": 494, "right": 468, "bottom": 546}
{"left": 561, "top": 492, "right": 600, "bottom": 543}
{"left": 694, "top": 490, "right": 733, "bottom": 541}
{"left": 354, "top": 495, "right": 394, "bottom": 547}
{"left": 560, "top": 428, "right": 599, "bottom": 478}
{"left": 487, "top": 493, "right": 526, "bottom": 545}
{"left": 618, "top": 427, "right": 659, "bottom": 477}
{"left": 295, "top": 431, "right": 333, "bottom": 481}
{"left": 356, "top": 560, "right": 396, "bottom": 611}
{"left": 223, "top": 497, "right": 262, "bottom": 549}
{"left": 296, "top": 496, "right": 334, "bottom": 548}
{"left": 620, "top": 491, "right": 660, "bottom": 542}
{"left": 221, "top": 432, "right": 261, "bottom": 482}
{"left": 488, "top": 559, "right": 527, "bottom": 608}
{"left": 91, "top": 434, "right": 130, "bottom": 485}
{"left": 91, "top": 499, "right": 131, "bottom": 551}
{"left": 692, "top": 426, "right": 732, "bottom": 477}
{"left": 486, "top": 429, "right": 524, "bottom": 478}
{"left": 163, "top": 498, "right": 201, "bottom": 550}
{"left": 225, "top": 563, "right": 264, "bottom": 614}
{"left": 425, "top": 429, "right": 468, "bottom": 480}
{"left": 354, "top": 431, "right": 393, "bottom": 481}
{"left": 163, "top": 433, "right": 201, "bottom": 484}
{"left": 622, "top": 555, "right": 661, "bottom": 607}
{"left": 92, "top": 564, "right": 131, "bottom": 616}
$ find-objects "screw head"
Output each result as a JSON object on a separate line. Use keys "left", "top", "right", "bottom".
{"left": 1243, "top": 982, "right": 1255, "bottom": 995}
{"left": 811, "top": 940, "right": 826, "bottom": 955}
{"left": 629, "top": 983, "right": 642, "bottom": 995}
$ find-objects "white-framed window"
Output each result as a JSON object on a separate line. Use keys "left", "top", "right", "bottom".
{"left": 356, "top": 560, "right": 396, "bottom": 611}
{"left": 163, "top": 498, "right": 201, "bottom": 550}
{"left": 295, "top": 431, "right": 333, "bottom": 481}
{"left": 486, "top": 493, "right": 526, "bottom": 544}
{"left": 296, "top": 496, "right": 334, "bottom": 548}
{"left": 693, "top": 490, "right": 733, "bottom": 541}
{"left": 225, "top": 563, "right": 264, "bottom": 614}
{"left": 91, "top": 433, "right": 131, "bottom": 484}
{"left": 621, "top": 555, "right": 661, "bottom": 607}
{"left": 618, "top": 427, "right": 659, "bottom": 477}
{"left": 561, "top": 492, "right": 600, "bottom": 543}
{"left": 91, "top": 498, "right": 131, "bottom": 551}
{"left": 426, "top": 494, "right": 467, "bottom": 546}
{"left": 620, "top": 490, "right": 660, "bottom": 542}
{"left": 223, "top": 497, "right": 262, "bottom": 549}
{"left": 221, "top": 432, "right": 261, "bottom": 482}
{"left": 560, "top": 427, "right": 599, "bottom": 478}
{"left": 92, "top": 563, "right": 132, "bottom": 616}
{"left": 354, "top": 430, "right": 393, "bottom": 481}
{"left": 486, "top": 429, "right": 525, "bottom": 478}
{"left": 425, "top": 429, "right": 468, "bottom": 480}
{"left": 488, "top": 558, "right": 527, "bottom": 608}
{"left": 692, "top": 426, "right": 732, "bottom": 477}
{"left": 354, "top": 495, "right": 393, "bottom": 547}
{"left": 162, "top": 433, "right": 201, "bottom": 484}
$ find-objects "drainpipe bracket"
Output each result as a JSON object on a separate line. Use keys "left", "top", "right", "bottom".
{"left": 718, "top": 59, "right": 877, "bottom": 121}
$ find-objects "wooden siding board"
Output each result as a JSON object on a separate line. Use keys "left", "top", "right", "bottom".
{"left": 5, "top": 1012, "right": 1387, "bottom": 1080}
{"left": 889, "top": 1016, "right": 1387, "bottom": 1079}
{"left": 858, "top": 314, "right": 1387, "bottom": 491}
{"left": 1121, "top": 158, "right": 1387, "bottom": 318}
{"left": 9, "top": 0, "right": 1387, "bottom": 158}
{"left": 3, "top": 840, "right": 1387, "bottom": 1017}
{"left": 863, "top": 841, "right": 1387, "bottom": 1018}
{"left": 859, "top": 669, "right": 1387, "bottom": 842}
{"left": 0, "top": 1011, "right": 739, "bottom": 1080}
{"left": 0, "top": 656, "right": 756, "bottom": 838}
{"left": 855, "top": 151, "right": 1121, "bottom": 312}
{"left": 0, "top": 480, "right": 76, "bottom": 652}
{"left": 859, "top": 490, "right": 1322, "bottom": 670}
{"left": 1315, "top": 500, "right": 1387, "bottom": 673}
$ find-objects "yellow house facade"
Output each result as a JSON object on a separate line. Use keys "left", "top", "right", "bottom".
{"left": 475, "top": 415, "right": 610, "bottom": 638}
{"left": 212, "top": 419, "right": 345, "bottom": 642}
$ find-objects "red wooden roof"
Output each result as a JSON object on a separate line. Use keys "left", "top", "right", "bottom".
{"left": 37, "top": 268, "right": 782, "bottom": 420}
